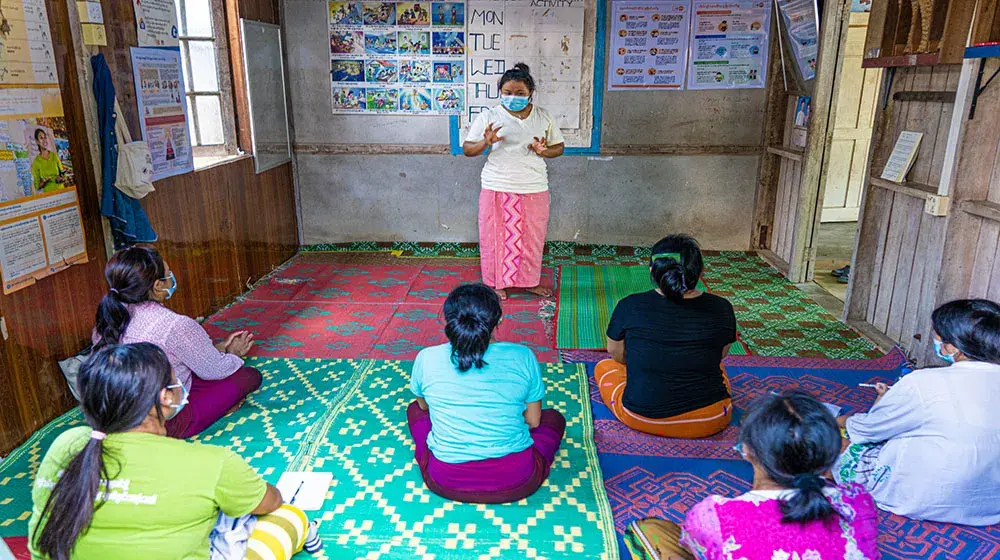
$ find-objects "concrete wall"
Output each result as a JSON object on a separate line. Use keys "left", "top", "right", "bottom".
{"left": 285, "top": 0, "right": 767, "bottom": 249}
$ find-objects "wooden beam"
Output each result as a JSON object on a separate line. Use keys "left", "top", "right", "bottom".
{"left": 766, "top": 145, "right": 805, "bottom": 161}
{"left": 892, "top": 91, "right": 957, "bottom": 103}
{"left": 959, "top": 200, "right": 1000, "bottom": 223}
{"left": 847, "top": 318, "right": 902, "bottom": 353}
{"left": 870, "top": 177, "right": 938, "bottom": 200}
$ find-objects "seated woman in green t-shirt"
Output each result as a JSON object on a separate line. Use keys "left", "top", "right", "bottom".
{"left": 29, "top": 343, "right": 317, "bottom": 560}
{"left": 30, "top": 128, "right": 66, "bottom": 194}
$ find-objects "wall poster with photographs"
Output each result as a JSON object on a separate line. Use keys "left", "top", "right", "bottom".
{"left": 0, "top": 0, "right": 89, "bottom": 294}
{"left": 329, "top": 0, "right": 467, "bottom": 115}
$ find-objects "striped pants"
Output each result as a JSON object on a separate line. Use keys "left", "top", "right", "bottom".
{"left": 212, "top": 504, "right": 310, "bottom": 560}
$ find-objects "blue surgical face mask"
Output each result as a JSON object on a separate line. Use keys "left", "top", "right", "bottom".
{"left": 161, "top": 271, "right": 177, "bottom": 300}
{"left": 500, "top": 94, "right": 530, "bottom": 112}
{"left": 934, "top": 338, "right": 956, "bottom": 364}
{"left": 165, "top": 382, "right": 190, "bottom": 419}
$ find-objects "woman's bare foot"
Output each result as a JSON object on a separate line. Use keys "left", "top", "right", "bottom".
{"left": 494, "top": 288, "right": 508, "bottom": 300}
{"left": 525, "top": 285, "right": 553, "bottom": 297}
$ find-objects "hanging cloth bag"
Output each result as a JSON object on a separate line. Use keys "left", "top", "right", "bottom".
{"left": 114, "top": 98, "right": 155, "bottom": 199}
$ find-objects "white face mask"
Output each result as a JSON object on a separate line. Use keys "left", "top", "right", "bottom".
{"left": 165, "top": 382, "right": 189, "bottom": 419}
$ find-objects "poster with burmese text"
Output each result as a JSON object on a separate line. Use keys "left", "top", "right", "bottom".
{"left": 0, "top": 0, "right": 88, "bottom": 294}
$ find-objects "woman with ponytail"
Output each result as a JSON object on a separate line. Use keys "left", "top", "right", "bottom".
{"left": 462, "top": 62, "right": 564, "bottom": 300}
{"left": 597, "top": 234, "right": 737, "bottom": 438}
{"left": 834, "top": 299, "right": 1000, "bottom": 525}
{"left": 626, "top": 392, "right": 879, "bottom": 559}
{"left": 93, "top": 245, "right": 262, "bottom": 439}
{"left": 406, "top": 283, "right": 566, "bottom": 503}
{"left": 29, "top": 343, "right": 316, "bottom": 560}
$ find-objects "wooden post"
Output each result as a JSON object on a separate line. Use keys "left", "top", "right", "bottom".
{"left": 787, "top": 0, "right": 851, "bottom": 283}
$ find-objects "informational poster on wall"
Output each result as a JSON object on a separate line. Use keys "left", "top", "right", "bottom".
{"left": 608, "top": 0, "right": 691, "bottom": 90}
{"left": 132, "top": 0, "right": 181, "bottom": 47}
{"left": 687, "top": 0, "right": 771, "bottom": 90}
{"left": 328, "top": 0, "right": 468, "bottom": 115}
{"left": 0, "top": 0, "right": 88, "bottom": 294}
{"left": 776, "top": 0, "right": 817, "bottom": 81}
{"left": 131, "top": 47, "right": 194, "bottom": 181}
{"left": 466, "top": 0, "right": 586, "bottom": 129}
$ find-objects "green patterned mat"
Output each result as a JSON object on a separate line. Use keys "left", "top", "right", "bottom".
{"left": 555, "top": 265, "right": 721, "bottom": 351}
{"left": 700, "top": 253, "right": 881, "bottom": 359}
{"left": 0, "top": 358, "right": 618, "bottom": 560}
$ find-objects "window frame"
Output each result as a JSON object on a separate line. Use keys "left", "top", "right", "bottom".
{"left": 176, "top": 0, "right": 238, "bottom": 158}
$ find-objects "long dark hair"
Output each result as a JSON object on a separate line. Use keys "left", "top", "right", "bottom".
{"left": 931, "top": 299, "right": 1000, "bottom": 363}
{"left": 94, "top": 245, "right": 165, "bottom": 349}
{"left": 444, "top": 283, "right": 503, "bottom": 372}
{"left": 738, "top": 391, "right": 842, "bottom": 524}
{"left": 498, "top": 62, "right": 535, "bottom": 93}
{"left": 33, "top": 343, "right": 173, "bottom": 560}
{"left": 650, "top": 234, "right": 703, "bottom": 303}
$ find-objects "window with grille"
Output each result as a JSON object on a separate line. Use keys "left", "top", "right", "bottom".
{"left": 174, "top": 0, "right": 237, "bottom": 156}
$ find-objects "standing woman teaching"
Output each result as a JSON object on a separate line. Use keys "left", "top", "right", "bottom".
{"left": 463, "top": 63, "right": 565, "bottom": 300}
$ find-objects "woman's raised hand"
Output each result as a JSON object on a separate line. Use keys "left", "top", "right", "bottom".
{"left": 483, "top": 122, "right": 503, "bottom": 145}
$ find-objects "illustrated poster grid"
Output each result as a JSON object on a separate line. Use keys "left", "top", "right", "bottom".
{"left": 329, "top": 1, "right": 467, "bottom": 115}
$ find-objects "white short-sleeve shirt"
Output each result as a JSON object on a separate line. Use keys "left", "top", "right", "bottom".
{"left": 465, "top": 105, "right": 565, "bottom": 194}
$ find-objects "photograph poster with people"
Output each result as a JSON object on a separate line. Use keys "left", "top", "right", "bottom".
{"left": 608, "top": 0, "right": 691, "bottom": 90}
{"left": 687, "top": 0, "right": 771, "bottom": 90}
{"left": 0, "top": 0, "right": 89, "bottom": 295}
{"left": 131, "top": 47, "right": 195, "bottom": 181}
{"left": 329, "top": 0, "right": 468, "bottom": 115}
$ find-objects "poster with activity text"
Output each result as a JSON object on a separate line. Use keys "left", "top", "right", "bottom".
{"left": 329, "top": 1, "right": 468, "bottom": 115}
{"left": 687, "top": 0, "right": 771, "bottom": 90}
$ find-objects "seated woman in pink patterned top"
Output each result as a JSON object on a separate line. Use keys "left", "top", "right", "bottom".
{"left": 627, "top": 391, "right": 881, "bottom": 560}
{"left": 92, "top": 245, "right": 262, "bottom": 439}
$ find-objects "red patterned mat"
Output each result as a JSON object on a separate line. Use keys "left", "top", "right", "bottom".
{"left": 206, "top": 261, "right": 559, "bottom": 361}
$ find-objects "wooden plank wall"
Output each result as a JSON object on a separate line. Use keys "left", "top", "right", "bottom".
{"left": 0, "top": 0, "right": 298, "bottom": 454}
{"left": 939, "top": 60, "right": 1000, "bottom": 307}
{"left": 847, "top": 64, "right": 961, "bottom": 360}
{"left": 771, "top": 98, "right": 804, "bottom": 265}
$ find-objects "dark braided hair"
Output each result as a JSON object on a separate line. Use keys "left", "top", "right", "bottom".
{"left": 443, "top": 283, "right": 503, "bottom": 372}
{"left": 738, "top": 390, "right": 842, "bottom": 524}
{"left": 94, "top": 245, "right": 166, "bottom": 349}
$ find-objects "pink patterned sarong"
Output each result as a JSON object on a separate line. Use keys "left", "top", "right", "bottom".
{"left": 478, "top": 189, "right": 550, "bottom": 290}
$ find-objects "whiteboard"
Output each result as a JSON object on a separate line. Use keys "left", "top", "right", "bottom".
{"left": 240, "top": 19, "right": 292, "bottom": 174}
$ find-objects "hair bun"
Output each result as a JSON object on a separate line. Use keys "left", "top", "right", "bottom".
{"left": 513, "top": 62, "right": 530, "bottom": 73}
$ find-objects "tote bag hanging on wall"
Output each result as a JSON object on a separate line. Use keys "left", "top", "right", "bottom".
{"left": 114, "top": 98, "right": 155, "bottom": 199}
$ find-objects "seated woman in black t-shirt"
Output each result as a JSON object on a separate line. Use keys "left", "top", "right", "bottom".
{"left": 597, "top": 234, "right": 736, "bottom": 438}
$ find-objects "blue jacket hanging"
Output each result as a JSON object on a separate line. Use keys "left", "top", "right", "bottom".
{"left": 91, "top": 53, "right": 157, "bottom": 248}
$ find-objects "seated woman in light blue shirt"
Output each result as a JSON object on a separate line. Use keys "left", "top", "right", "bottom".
{"left": 835, "top": 299, "right": 1000, "bottom": 525}
{"left": 406, "top": 283, "right": 566, "bottom": 503}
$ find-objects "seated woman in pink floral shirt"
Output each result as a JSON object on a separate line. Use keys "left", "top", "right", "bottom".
{"left": 626, "top": 391, "right": 880, "bottom": 560}
{"left": 92, "top": 245, "right": 262, "bottom": 439}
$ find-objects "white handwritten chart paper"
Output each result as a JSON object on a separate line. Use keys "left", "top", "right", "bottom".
{"left": 329, "top": 1, "right": 468, "bottom": 115}
{"left": 687, "top": 0, "right": 771, "bottom": 90}
{"left": 608, "top": 0, "right": 691, "bottom": 90}
{"left": 466, "top": 0, "right": 586, "bottom": 129}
